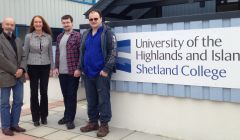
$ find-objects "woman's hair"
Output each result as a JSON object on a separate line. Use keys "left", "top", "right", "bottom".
{"left": 29, "top": 15, "right": 52, "bottom": 36}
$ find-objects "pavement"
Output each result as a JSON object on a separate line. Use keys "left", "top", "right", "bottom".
{"left": 0, "top": 78, "right": 178, "bottom": 140}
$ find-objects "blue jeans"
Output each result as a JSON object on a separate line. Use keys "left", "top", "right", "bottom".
{"left": 59, "top": 74, "right": 79, "bottom": 122}
{"left": 0, "top": 80, "right": 23, "bottom": 129}
{"left": 83, "top": 75, "right": 112, "bottom": 123}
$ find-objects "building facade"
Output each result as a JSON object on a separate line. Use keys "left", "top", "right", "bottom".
{"left": 80, "top": 1, "right": 240, "bottom": 140}
{"left": 0, "top": 0, "right": 96, "bottom": 41}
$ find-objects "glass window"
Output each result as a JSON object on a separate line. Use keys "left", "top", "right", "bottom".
{"left": 69, "top": 0, "right": 96, "bottom": 5}
{"left": 216, "top": 0, "right": 240, "bottom": 12}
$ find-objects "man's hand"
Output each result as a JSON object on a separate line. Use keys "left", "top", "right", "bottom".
{"left": 25, "top": 73, "right": 29, "bottom": 80}
{"left": 49, "top": 70, "right": 53, "bottom": 77}
{"left": 100, "top": 70, "right": 108, "bottom": 77}
{"left": 53, "top": 68, "right": 59, "bottom": 76}
{"left": 15, "top": 69, "right": 23, "bottom": 78}
{"left": 74, "top": 70, "right": 81, "bottom": 77}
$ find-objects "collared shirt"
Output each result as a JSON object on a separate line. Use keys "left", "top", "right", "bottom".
{"left": 83, "top": 26, "right": 104, "bottom": 78}
{"left": 55, "top": 30, "right": 81, "bottom": 75}
{"left": 23, "top": 31, "right": 53, "bottom": 69}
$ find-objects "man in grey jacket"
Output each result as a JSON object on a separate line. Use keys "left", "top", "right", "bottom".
{"left": 79, "top": 9, "right": 117, "bottom": 137}
{"left": 0, "top": 17, "right": 27, "bottom": 136}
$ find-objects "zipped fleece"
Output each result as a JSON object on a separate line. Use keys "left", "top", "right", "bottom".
{"left": 79, "top": 24, "right": 117, "bottom": 74}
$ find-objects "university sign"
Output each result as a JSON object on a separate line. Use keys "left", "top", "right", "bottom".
{"left": 113, "top": 27, "right": 240, "bottom": 89}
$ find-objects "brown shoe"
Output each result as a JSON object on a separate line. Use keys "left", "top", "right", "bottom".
{"left": 2, "top": 128, "right": 14, "bottom": 136}
{"left": 10, "top": 126, "right": 26, "bottom": 132}
{"left": 97, "top": 123, "right": 109, "bottom": 137}
{"left": 80, "top": 122, "right": 99, "bottom": 132}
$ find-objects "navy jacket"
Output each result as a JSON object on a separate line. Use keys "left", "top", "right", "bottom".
{"left": 79, "top": 24, "right": 117, "bottom": 74}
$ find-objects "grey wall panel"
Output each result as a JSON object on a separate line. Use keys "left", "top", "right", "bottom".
{"left": 127, "top": 26, "right": 137, "bottom": 32}
{"left": 142, "top": 24, "right": 151, "bottom": 32}
{"left": 172, "top": 22, "right": 185, "bottom": 30}
{"left": 173, "top": 85, "right": 185, "bottom": 98}
{"left": 142, "top": 83, "right": 153, "bottom": 94}
{"left": 115, "top": 81, "right": 126, "bottom": 92}
{"left": 156, "top": 24, "right": 168, "bottom": 31}
{"left": 230, "top": 89, "right": 240, "bottom": 103}
{"left": 231, "top": 18, "right": 240, "bottom": 26}
{"left": 222, "top": 19, "right": 231, "bottom": 27}
{"left": 112, "top": 17, "right": 240, "bottom": 103}
{"left": 185, "top": 85, "right": 191, "bottom": 98}
{"left": 190, "top": 21, "right": 203, "bottom": 29}
{"left": 111, "top": 80, "right": 116, "bottom": 91}
{"left": 128, "top": 82, "right": 138, "bottom": 93}
{"left": 203, "top": 87, "right": 210, "bottom": 100}
{"left": 209, "top": 88, "right": 224, "bottom": 101}
{"left": 157, "top": 84, "right": 168, "bottom": 96}
{"left": 209, "top": 19, "right": 223, "bottom": 28}
{"left": 190, "top": 86, "right": 203, "bottom": 100}
{"left": 167, "top": 84, "right": 174, "bottom": 96}
{"left": 137, "top": 82, "right": 143, "bottom": 93}
{"left": 223, "top": 88, "right": 231, "bottom": 102}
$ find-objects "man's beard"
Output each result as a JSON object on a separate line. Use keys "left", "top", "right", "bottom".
{"left": 64, "top": 27, "right": 71, "bottom": 32}
{"left": 4, "top": 29, "right": 13, "bottom": 37}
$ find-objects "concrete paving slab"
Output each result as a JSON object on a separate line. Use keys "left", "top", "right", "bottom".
{"left": 122, "top": 132, "right": 177, "bottom": 140}
{"left": 19, "top": 122, "right": 37, "bottom": 131}
{"left": 0, "top": 133, "right": 36, "bottom": 140}
{"left": 103, "top": 127, "right": 135, "bottom": 140}
{"left": 20, "top": 114, "right": 32, "bottom": 123}
{"left": 24, "top": 126, "right": 58, "bottom": 138}
{"left": 43, "top": 130, "right": 80, "bottom": 140}
{"left": 70, "top": 135, "right": 102, "bottom": 140}
{"left": 70, "top": 125, "right": 98, "bottom": 138}
{"left": 50, "top": 106, "right": 65, "bottom": 112}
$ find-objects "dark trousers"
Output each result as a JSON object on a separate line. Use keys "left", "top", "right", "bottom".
{"left": 28, "top": 65, "right": 50, "bottom": 122}
{"left": 83, "top": 75, "right": 112, "bottom": 124}
{"left": 59, "top": 74, "right": 79, "bottom": 122}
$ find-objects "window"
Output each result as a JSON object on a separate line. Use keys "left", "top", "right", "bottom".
{"left": 69, "top": 0, "right": 96, "bottom": 5}
{"left": 216, "top": 0, "right": 240, "bottom": 12}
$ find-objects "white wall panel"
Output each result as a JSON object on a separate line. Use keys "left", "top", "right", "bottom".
{"left": 0, "top": 0, "right": 91, "bottom": 28}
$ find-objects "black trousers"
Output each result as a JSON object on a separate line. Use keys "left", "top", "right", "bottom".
{"left": 27, "top": 65, "right": 50, "bottom": 122}
{"left": 59, "top": 74, "right": 79, "bottom": 122}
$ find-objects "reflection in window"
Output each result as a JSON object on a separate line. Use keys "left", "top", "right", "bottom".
{"left": 69, "top": 0, "right": 96, "bottom": 5}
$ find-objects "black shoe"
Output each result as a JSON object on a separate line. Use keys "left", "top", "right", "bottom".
{"left": 58, "top": 118, "right": 67, "bottom": 125}
{"left": 41, "top": 119, "right": 47, "bottom": 125}
{"left": 66, "top": 122, "right": 75, "bottom": 129}
{"left": 33, "top": 121, "right": 40, "bottom": 127}
{"left": 2, "top": 128, "right": 14, "bottom": 136}
{"left": 10, "top": 126, "right": 26, "bottom": 132}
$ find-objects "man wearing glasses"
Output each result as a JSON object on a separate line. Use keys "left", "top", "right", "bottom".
{"left": 79, "top": 9, "right": 117, "bottom": 137}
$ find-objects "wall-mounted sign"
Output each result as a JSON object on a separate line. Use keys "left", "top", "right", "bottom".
{"left": 113, "top": 27, "right": 240, "bottom": 89}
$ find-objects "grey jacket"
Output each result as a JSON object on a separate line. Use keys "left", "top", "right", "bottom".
{"left": 0, "top": 33, "right": 27, "bottom": 87}
{"left": 24, "top": 32, "right": 53, "bottom": 69}
{"left": 79, "top": 24, "right": 117, "bottom": 74}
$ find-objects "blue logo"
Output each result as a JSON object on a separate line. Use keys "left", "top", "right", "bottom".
{"left": 116, "top": 39, "right": 131, "bottom": 73}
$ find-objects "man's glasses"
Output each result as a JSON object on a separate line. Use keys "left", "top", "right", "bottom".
{"left": 89, "top": 18, "right": 99, "bottom": 22}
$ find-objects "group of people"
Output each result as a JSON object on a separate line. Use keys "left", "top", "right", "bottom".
{"left": 0, "top": 9, "right": 117, "bottom": 137}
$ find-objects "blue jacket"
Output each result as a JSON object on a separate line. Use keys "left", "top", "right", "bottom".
{"left": 79, "top": 24, "right": 117, "bottom": 74}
